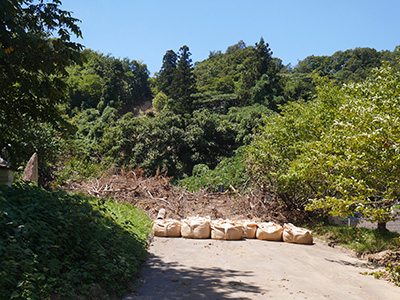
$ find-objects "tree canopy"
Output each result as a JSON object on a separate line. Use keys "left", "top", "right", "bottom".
{"left": 0, "top": 0, "right": 83, "bottom": 162}
{"left": 67, "top": 49, "right": 152, "bottom": 115}
{"left": 193, "top": 38, "right": 286, "bottom": 110}
{"left": 246, "top": 64, "right": 400, "bottom": 230}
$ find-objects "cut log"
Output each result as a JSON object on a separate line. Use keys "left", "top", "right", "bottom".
{"left": 157, "top": 208, "right": 166, "bottom": 220}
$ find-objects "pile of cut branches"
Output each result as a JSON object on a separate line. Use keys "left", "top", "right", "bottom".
{"left": 64, "top": 168, "right": 308, "bottom": 224}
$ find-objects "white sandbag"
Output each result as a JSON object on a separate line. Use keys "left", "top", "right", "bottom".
{"left": 283, "top": 223, "right": 313, "bottom": 245}
{"left": 152, "top": 219, "right": 181, "bottom": 237}
{"left": 256, "top": 222, "right": 283, "bottom": 241}
{"left": 181, "top": 216, "right": 211, "bottom": 239}
{"left": 211, "top": 219, "right": 243, "bottom": 240}
{"left": 241, "top": 221, "right": 258, "bottom": 239}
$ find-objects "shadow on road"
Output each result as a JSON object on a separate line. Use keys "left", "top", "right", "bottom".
{"left": 124, "top": 253, "right": 269, "bottom": 300}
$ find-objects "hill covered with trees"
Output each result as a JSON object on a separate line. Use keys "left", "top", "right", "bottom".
{"left": 2, "top": 0, "right": 400, "bottom": 236}
{"left": 2, "top": 18, "right": 400, "bottom": 191}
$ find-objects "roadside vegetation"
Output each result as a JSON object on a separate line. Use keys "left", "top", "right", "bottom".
{"left": 311, "top": 223, "right": 400, "bottom": 254}
{"left": 0, "top": 183, "right": 151, "bottom": 300}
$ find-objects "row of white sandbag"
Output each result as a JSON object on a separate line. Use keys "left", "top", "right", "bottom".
{"left": 152, "top": 216, "right": 313, "bottom": 245}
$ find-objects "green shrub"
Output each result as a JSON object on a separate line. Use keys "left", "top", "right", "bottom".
{"left": 0, "top": 183, "right": 151, "bottom": 300}
{"left": 53, "top": 156, "right": 104, "bottom": 186}
{"left": 179, "top": 147, "right": 247, "bottom": 192}
{"left": 311, "top": 223, "right": 400, "bottom": 253}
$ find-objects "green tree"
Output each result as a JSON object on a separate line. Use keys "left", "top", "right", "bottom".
{"left": 152, "top": 91, "right": 168, "bottom": 112}
{"left": 247, "top": 64, "right": 400, "bottom": 230}
{"left": 157, "top": 50, "right": 177, "bottom": 96}
{"left": 169, "top": 45, "right": 197, "bottom": 114}
{"left": 255, "top": 37, "right": 274, "bottom": 75}
{"left": 193, "top": 38, "right": 287, "bottom": 107}
{"left": 335, "top": 47, "right": 382, "bottom": 82}
{"left": 246, "top": 77, "right": 343, "bottom": 211}
{"left": 0, "top": 0, "right": 83, "bottom": 160}
{"left": 293, "top": 48, "right": 384, "bottom": 84}
{"left": 67, "top": 49, "right": 152, "bottom": 115}
{"left": 99, "top": 59, "right": 125, "bottom": 111}
{"left": 304, "top": 64, "right": 400, "bottom": 230}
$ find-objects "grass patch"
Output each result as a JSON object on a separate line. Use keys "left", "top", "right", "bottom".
{"left": 310, "top": 222, "right": 400, "bottom": 254}
{"left": 0, "top": 183, "right": 152, "bottom": 300}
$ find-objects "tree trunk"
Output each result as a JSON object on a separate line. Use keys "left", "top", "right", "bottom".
{"left": 377, "top": 222, "right": 388, "bottom": 232}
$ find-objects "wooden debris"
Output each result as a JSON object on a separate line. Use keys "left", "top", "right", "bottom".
{"left": 157, "top": 208, "right": 166, "bottom": 220}
{"left": 63, "top": 170, "right": 308, "bottom": 224}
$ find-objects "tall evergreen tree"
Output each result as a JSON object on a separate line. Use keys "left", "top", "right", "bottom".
{"left": 255, "top": 37, "right": 274, "bottom": 75}
{"left": 100, "top": 59, "right": 125, "bottom": 111}
{"left": 250, "top": 37, "right": 284, "bottom": 110}
{"left": 169, "top": 45, "right": 197, "bottom": 114}
{"left": 157, "top": 50, "right": 177, "bottom": 96}
{"left": 237, "top": 38, "right": 277, "bottom": 105}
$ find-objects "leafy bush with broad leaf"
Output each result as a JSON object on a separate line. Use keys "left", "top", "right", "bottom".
{"left": 246, "top": 77, "right": 343, "bottom": 210}
{"left": 0, "top": 183, "right": 151, "bottom": 300}
{"left": 304, "top": 64, "right": 400, "bottom": 226}
{"left": 246, "top": 64, "right": 400, "bottom": 228}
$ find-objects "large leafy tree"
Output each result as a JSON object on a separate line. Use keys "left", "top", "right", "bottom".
{"left": 247, "top": 64, "right": 400, "bottom": 230}
{"left": 304, "top": 64, "right": 400, "bottom": 230}
{"left": 293, "top": 48, "right": 383, "bottom": 83}
{"left": 194, "top": 38, "right": 286, "bottom": 109}
{"left": 246, "top": 78, "right": 342, "bottom": 211}
{"left": 0, "top": 0, "right": 83, "bottom": 160}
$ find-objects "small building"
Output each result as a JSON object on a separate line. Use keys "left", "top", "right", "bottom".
{"left": 0, "top": 157, "right": 14, "bottom": 186}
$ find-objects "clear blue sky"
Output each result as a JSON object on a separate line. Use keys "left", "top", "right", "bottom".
{"left": 61, "top": 0, "right": 399, "bottom": 75}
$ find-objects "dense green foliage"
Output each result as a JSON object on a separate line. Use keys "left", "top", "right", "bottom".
{"left": 246, "top": 64, "right": 400, "bottom": 229}
{"left": 0, "top": 0, "right": 83, "bottom": 166}
{"left": 51, "top": 42, "right": 400, "bottom": 192}
{"left": 293, "top": 47, "right": 400, "bottom": 83}
{"left": 193, "top": 39, "right": 286, "bottom": 110}
{"left": 99, "top": 104, "right": 272, "bottom": 178}
{"left": 0, "top": 183, "right": 151, "bottom": 300}
{"left": 66, "top": 49, "right": 152, "bottom": 115}
{"left": 283, "top": 47, "right": 400, "bottom": 104}
{"left": 4, "top": 9, "right": 399, "bottom": 186}
{"left": 179, "top": 146, "right": 246, "bottom": 192}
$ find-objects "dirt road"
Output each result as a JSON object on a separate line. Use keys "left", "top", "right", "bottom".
{"left": 122, "top": 237, "right": 399, "bottom": 300}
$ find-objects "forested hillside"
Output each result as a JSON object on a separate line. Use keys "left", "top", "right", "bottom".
{"left": 1, "top": 0, "right": 399, "bottom": 223}
{"left": 2, "top": 29, "right": 400, "bottom": 189}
